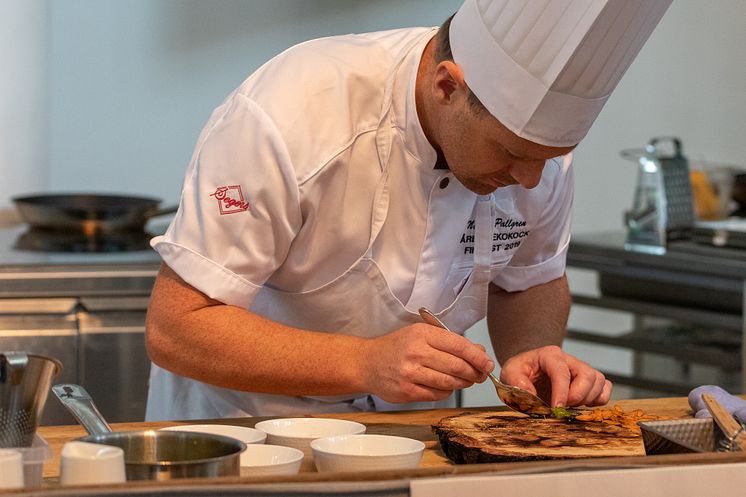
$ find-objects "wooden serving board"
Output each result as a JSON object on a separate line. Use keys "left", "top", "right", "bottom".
{"left": 434, "top": 411, "right": 645, "bottom": 464}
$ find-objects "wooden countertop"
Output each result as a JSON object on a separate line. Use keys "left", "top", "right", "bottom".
{"left": 32, "top": 396, "right": 746, "bottom": 492}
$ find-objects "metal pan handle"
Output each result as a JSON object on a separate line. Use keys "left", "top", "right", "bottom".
{"left": 144, "top": 205, "right": 179, "bottom": 220}
{"left": 53, "top": 383, "right": 112, "bottom": 436}
{"left": 0, "top": 351, "right": 28, "bottom": 386}
{"left": 647, "top": 136, "right": 683, "bottom": 159}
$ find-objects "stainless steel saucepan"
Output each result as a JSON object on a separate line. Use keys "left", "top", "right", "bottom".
{"left": 53, "top": 384, "right": 245, "bottom": 481}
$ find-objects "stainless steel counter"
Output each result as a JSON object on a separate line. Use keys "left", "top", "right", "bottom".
{"left": 0, "top": 225, "right": 161, "bottom": 298}
{"left": 569, "top": 232, "right": 746, "bottom": 296}
{"left": 567, "top": 232, "right": 746, "bottom": 395}
{"left": 0, "top": 224, "right": 163, "bottom": 424}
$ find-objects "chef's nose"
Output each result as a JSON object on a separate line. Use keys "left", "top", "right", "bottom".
{"left": 509, "top": 161, "right": 545, "bottom": 189}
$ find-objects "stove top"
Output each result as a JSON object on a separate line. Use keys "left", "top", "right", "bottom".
{"left": 0, "top": 223, "right": 165, "bottom": 268}
{"left": 14, "top": 229, "right": 154, "bottom": 253}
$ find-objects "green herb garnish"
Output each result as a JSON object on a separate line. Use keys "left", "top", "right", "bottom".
{"left": 550, "top": 406, "right": 578, "bottom": 420}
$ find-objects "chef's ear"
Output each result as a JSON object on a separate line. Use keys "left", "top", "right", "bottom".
{"left": 432, "top": 61, "right": 467, "bottom": 105}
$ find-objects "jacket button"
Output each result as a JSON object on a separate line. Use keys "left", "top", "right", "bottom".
{"left": 439, "top": 177, "right": 450, "bottom": 189}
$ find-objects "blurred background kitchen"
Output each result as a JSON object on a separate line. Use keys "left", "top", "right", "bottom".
{"left": 1, "top": 0, "right": 745, "bottom": 419}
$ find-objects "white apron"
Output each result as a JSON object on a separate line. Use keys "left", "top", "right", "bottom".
{"left": 237, "top": 195, "right": 495, "bottom": 416}
{"left": 146, "top": 37, "right": 496, "bottom": 420}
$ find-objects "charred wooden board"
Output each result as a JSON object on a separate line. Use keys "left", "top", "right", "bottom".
{"left": 434, "top": 411, "right": 645, "bottom": 464}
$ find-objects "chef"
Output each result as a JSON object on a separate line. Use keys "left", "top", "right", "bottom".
{"left": 145, "top": 0, "right": 672, "bottom": 421}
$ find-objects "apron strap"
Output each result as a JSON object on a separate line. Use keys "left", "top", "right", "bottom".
{"left": 473, "top": 195, "right": 493, "bottom": 276}
{"left": 468, "top": 194, "right": 493, "bottom": 315}
{"left": 367, "top": 32, "right": 432, "bottom": 251}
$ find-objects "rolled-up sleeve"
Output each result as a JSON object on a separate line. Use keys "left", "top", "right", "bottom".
{"left": 491, "top": 154, "right": 573, "bottom": 292}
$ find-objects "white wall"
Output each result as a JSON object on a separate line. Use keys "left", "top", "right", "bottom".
{"left": 46, "top": 0, "right": 460, "bottom": 203}
{"left": 41, "top": 1, "right": 746, "bottom": 211}
{"left": 572, "top": 0, "right": 746, "bottom": 234}
{"left": 38, "top": 0, "right": 746, "bottom": 225}
{"left": 0, "top": 0, "right": 49, "bottom": 222}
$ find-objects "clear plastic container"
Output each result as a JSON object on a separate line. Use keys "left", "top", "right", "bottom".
{"left": 9, "top": 434, "right": 52, "bottom": 488}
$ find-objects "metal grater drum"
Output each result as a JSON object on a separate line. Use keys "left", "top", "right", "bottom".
{"left": 0, "top": 352, "right": 61, "bottom": 447}
{"left": 638, "top": 418, "right": 725, "bottom": 455}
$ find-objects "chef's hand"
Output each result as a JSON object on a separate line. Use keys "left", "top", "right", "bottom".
{"left": 499, "top": 345, "right": 612, "bottom": 408}
{"left": 362, "top": 324, "right": 494, "bottom": 404}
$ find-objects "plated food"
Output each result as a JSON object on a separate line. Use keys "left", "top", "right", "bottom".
{"left": 434, "top": 406, "right": 669, "bottom": 464}
{"left": 574, "top": 405, "right": 668, "bottom": 432}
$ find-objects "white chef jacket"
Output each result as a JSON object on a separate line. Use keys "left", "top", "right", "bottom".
{"left": 147, "top": 27, "right": 574, "bottom": 421}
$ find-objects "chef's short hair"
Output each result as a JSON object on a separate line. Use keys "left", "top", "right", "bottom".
{"left": 435, "top": 15, "right": 489, "bottom": 117}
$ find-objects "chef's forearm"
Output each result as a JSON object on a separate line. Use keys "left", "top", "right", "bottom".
{"left": 145, "top": 264, "right": 369, "bottom": 396}
{"left": 485, "top": 275, "right": 570, "bottom": 364}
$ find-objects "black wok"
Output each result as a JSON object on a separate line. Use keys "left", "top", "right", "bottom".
{"left": 12, "top": 193, "right": 178, "bottom": 234}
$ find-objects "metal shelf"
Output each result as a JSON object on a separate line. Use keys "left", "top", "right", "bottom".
{"left": 566, "top": 329, "right": 741, "bottom": 371}
{"left": 572, "top": 294, "right": 742, "bottom": 331}
{"left": 567, "top": 232, "right": 746, "bottom": 392}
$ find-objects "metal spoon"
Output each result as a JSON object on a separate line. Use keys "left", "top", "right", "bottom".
{"left": 418, "top": 307, "right": 551, "bottom": 416}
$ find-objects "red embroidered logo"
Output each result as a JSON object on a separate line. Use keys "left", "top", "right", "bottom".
{"left": 210, "top": 185, "right": 250, "bottom": 215}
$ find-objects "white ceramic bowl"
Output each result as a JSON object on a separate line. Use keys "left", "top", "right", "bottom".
{"left": 160, "top": 424, "right": 267, "bottom": 445}
{"left": 239, "top": 444, "right": 304, "bottom": 477}
{"left": 311, "top": 434, "right": 425, "bottom": 473}
{"left": 254, "top": 418, "right": 366, "bottom": 471}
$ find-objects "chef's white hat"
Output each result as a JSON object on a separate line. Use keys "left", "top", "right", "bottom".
{"left": 450, "top": 0, "right": 672, "bottom": 147}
